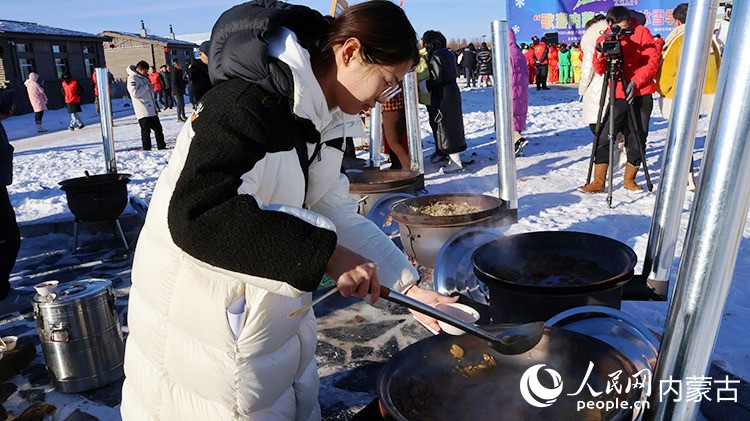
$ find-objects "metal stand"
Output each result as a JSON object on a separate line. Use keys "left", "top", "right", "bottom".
{"left": 72, "top": 219, "right": 129, "bottom": 253}
{"left": 586, "top": 54, "right": 653, "bottom": 207}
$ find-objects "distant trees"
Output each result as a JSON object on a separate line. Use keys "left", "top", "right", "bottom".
{"left": 447, "top": 37, "right": 492, "bottom": 51}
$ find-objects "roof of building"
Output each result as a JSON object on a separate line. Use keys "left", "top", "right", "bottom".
{"left": 0, "top": 19, "right": 103, "bottom": 39}
{"left": 100, "top": 31, "right": 198, "bottom": 47}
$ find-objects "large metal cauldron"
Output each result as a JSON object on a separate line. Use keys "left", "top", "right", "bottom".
{"left": 378, "top": 325, "right": 641, "bottom": 420}
{"left": 59, "top": 173, "right": 131, "bottom": 222}
{"left": 472, "top": 231, "right": 637, "bottom": 324}
{"left": 347, "top": 170, "right": 422, "bottom": 217}
{"left": 32, "top": 279, "right": 125, "bottom": 393}
{"left": 390, "top": 194, "right": 516, "bottom": 268}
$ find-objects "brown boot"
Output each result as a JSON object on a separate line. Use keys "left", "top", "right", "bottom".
{"left": 624, "top": 163, "right": 641, "bottom": 191}
{"left": 580, "top": 163, "right": 608, "bottom": 193}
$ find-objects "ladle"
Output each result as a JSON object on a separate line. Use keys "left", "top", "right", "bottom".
{"left": 379, "top": 286, "right": 544, "bottom": 355}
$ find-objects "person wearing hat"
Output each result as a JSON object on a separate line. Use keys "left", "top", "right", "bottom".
{"left": 189, "top": 41, "right": 213, "bottom": 103}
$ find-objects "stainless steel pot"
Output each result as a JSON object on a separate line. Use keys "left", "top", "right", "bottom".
{"left": 32, "top": 279, "right": 125, "bottom": 393}
{"left": 390, "top": 194, "right": 516, "bottom": 268}
{"left": 347, "top": 170, "right": 422, "bottom": 217}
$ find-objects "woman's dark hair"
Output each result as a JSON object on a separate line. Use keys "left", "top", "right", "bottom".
{"left": 321, "top": 0, "right": 419, "bottom": 67}
{"left": 422, "top": 30, "right": 447, "bottom": 54}
{"left": 606, "top": 6, "right": 632, "bottom": 24}
{"left": 673, "top": 3, "right": 689, "bottom": 25}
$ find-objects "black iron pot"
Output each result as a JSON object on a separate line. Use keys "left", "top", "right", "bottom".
{"left": 59, "top": 173, "right": 131, "bottom": 222}
{"left": 472, "top": 231, "right": 637, "bottom": 324}
{"left": 378, "top": 325, "right": 641, "bottom": 421}
{"left": 347, "top": 170, "right": 422, "bottom": 217}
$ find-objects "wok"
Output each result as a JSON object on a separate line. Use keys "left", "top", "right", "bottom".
{"left": 378, "top": 326, "right": 641, "bottom": 421}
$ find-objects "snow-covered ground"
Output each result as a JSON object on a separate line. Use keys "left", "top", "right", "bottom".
{"left": 4, "top": 84, "right": 748, "bottom": 382}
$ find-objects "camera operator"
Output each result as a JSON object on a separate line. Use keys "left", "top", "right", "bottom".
{"left": 579, "top": 6, "right": 660, "bottom": 193}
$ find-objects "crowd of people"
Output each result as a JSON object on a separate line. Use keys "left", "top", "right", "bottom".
{"left": 0, "top": 1, "right": 732, "bottom": 419}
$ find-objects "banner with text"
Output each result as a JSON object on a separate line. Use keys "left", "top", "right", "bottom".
{"left": 508, "top": 0, "right": 684, "bottom": 45}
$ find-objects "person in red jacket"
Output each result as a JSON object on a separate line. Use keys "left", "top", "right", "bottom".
{"left": 548, "top": 43, "right": 559, "bottom": 83}
{"left": 531, "top": 36, "right": 549, "bottom": 90}
{"left": 522, "top": 44, "right": 536, "bottom": 84}
{"left": 580, "top": 6, "right": 660, "bottom": 193}
{"left": 61, "top": 73, "right": 84, "bottom": 131}
{"left": 148, "top": 66, "right": 165, "bottom": 112}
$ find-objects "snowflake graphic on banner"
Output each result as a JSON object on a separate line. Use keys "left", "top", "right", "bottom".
{"left": 513, "top": 25, "right": 521, "bottom": 34}
{"left": 515, "top": 0, "right": 525, "bottom": 8}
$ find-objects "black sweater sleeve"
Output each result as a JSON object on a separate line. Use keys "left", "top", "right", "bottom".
{"left": 167, "top": 80, "right": 337, "bottom": 293}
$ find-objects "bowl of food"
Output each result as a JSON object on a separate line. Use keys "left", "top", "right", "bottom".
{"left": 435, "top": 302, "right": 480, "bottom": 335}
{"left": 34, "top": 280, "right": 59, "bottom": 297}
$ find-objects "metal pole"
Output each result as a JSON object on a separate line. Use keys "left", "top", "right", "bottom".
{"left": 491, "top": 19, "right": 518, "bottom": 210}
{"left": 646, "top": 1, "right": 750, "bottom": 418}
{"left": 95, "top": 68, "right": 116, "bottom": 174}
{"left": 641, "top": 0, "right": 719, "bottom": 297}
{"left": 403, "top": 71, "right": 424, "bottom": 175}
{"left": 369, "top": 102, "right": 382, "bottom": 169}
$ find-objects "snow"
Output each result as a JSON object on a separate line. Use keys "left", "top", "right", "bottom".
{"left": 4, "top": 84, "right": 749, "bottom": 382}
{"left": 0, "top": 19, "right": 100, "bottom": 38}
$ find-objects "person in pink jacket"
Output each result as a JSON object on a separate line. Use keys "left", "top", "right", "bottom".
{"left": 24, "top": 72, "right": 48, "bottom": 132}
{"left": 509, "top": 29, "right": 529, "bottom": 156}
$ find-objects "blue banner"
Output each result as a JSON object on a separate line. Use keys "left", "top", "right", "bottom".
{"left": 508, "top": 0, "right": 684, "bottom": 45}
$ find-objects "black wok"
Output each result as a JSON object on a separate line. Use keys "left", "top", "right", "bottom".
{"left": 378, "top": 326, "right": 641, "bottom": 421}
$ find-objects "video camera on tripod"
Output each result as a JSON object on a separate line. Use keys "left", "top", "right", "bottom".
{"left": 598, "top": 24, "right": 635, "bottom": 56}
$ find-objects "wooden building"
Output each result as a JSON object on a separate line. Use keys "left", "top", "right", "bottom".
{"left": 100, "top": 24, "right": 197, "bottom": 82}
{"left": 0, "top": 19, "right": 106, "bottom": 114}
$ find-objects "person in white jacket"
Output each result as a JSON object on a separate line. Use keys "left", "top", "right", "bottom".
{"left": 120, "top": 2, "right": 456, "bottom": 420}
{"left": 126, "top": 61, "right": 166, "bottom": 150}
{"left": 24, "top": 72, "right": 48, "bottom": 133}
{"left": 579, "top": 15, "right": 609, "bottom": 133}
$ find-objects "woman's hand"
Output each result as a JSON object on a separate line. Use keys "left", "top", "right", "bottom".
{"left": 404, "top": 285, "right": 459, "bottom": 333}
{"left": 326, "top": 244, "right": 380, "bottom": 305}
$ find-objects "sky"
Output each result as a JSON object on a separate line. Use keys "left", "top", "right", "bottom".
{"left": 2, "top": 0, "right": 504, "bottom": 44}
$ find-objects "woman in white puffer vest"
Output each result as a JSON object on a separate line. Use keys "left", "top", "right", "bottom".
{"left": 120, "top": 2, "right": 456, "bottom": 420}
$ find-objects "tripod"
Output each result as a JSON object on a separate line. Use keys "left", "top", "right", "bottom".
{"left": 586, "top": 53, "right": 654, "bottom": 207}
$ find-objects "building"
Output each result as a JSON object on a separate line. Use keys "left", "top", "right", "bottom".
{"left": 0, "top": 19, "right": 106, "bottom": 114}
{"left": 100, "top": 23, "right": 197, "bottom": 82}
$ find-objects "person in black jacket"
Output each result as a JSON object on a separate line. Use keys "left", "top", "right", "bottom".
{"left": 460, "top": 43, "right": 477, "bottom": 87}
{"left": 170, "top": 60, "right": 188, "bottom": 121}
{"left": 423, "top": 30, "right": 467, "bottom": 173}
{"left": 476, "top": 42, "right": 493, "bottom": 87}
{"left": 189, "top": 41, "right": 213, "bottom": 103}
{"left": 0, "top": 99, "right": 19, "bottom": 301}
{"left": 159, "top": 65, "right": 173, "bottom": 109}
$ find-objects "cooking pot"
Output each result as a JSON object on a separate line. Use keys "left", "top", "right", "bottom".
{"left": 59, "top": 173, "right": 131, "bottom": 222}
{"left": 472, "top": 231, "right": 637, "bottom": 324}
{"left": 390, "top": 194, "right": 516, "bottom": 268}
{"left": 32, "top": 279, "right": 125, "bottom": 393}
{"left": 347, "top": 170, "right": 422, "bottom": 217}
{"left": 378, "top": 325, "right": 641, "bottom": 420}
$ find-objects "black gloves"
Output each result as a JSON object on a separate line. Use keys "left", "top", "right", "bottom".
{"left": 626, "top": 81, "right": 636, "bottom": 104}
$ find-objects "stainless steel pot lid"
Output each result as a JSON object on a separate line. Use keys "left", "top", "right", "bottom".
{"left": 366, "top": 192, "right": 415, "bottom": 238}
{"left": 546, "top": 306, "right": 660, "bottom": 373}
{"left": 33, "top": 279, "right": 112, "bottom": 306}
{"left": 433, "top": 227, "right": 504, "bottom": 305}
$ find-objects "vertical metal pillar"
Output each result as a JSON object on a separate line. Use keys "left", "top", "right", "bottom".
{"left": 490, "top": 19, "right": 518, "bottom": 210}
{"left": 95, "top": 68, "right": 116, "bottom": 174}
{"left": 646, "top": 1, "right": 750, "bottom": 419}
{"left": 403, "top": 71, "right": 424, "bottom": 175}
{"left": 369, "top": 103, "right": 382, "bottom": 169}
{"left": 641, "top": 0, "right": 720, "bottom": 297}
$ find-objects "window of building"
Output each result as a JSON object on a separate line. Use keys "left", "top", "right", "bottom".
{"left": 82, "top": 46, "right": 93, "bottom": 54}
{"left": 55, "top": 58, "right": 69, "bottom": 79}
{"left": 16, "top": 43, "right": 33, "bottom": 53}
{"left": 171, "top": 49, "right": 177, "bottom": 56}
{"left": 52, "top": 44, "right": 67, "bottom": 54}
{"left": 84, "top": 58, "right": 96, "bottom": 77}
{"left": 19, "top": 58, "right": 35, "bottom": 80}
